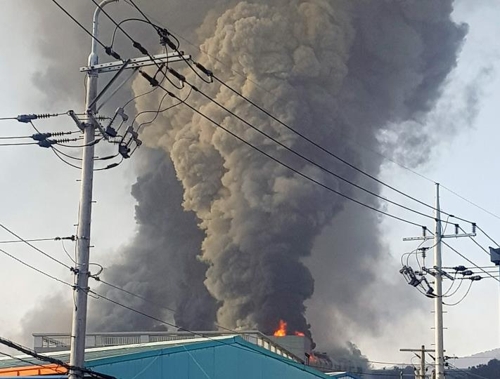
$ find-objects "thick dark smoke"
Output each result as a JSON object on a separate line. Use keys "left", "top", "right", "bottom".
{"left": 89, "top": 150, "right": 217, "bottom": 332}
{"left": 133, "top": 0, "right": 467, "bottom": 339}
{"left": 20, "top": 0, "right": 469, "bottom": 360}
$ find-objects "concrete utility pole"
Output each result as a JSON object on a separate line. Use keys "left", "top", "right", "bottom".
{"left": 403, "top": 184, "right": 476, "bottom": 379}
{"left": 68, "top": 2, "right": 117, "bottom": 378}
{"left": 400, "top": 346, "right": 434, "bottom": 379}
{"left": 68, "top": 2, "right": 190, "bottom": 378}
{"left": 433, "top": 185, "right": 444, "bottom": 379}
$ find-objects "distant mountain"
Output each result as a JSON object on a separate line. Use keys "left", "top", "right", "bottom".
{"left": 453, "top": 348, "right": 500, "bottom": 368}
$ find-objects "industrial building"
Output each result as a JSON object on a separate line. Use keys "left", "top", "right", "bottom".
{"left": 0, "top": 332, "right": 362, "bottom": 379}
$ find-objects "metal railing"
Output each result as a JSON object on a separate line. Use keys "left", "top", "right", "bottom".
{"left": 33, "top": 331, "right": 303, "bottom": 363}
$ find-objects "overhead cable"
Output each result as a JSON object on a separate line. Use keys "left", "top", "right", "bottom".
{"left": 0, "top": 224, "right": 72, "bottom": 270}
{"left": 148, "top": 80, "right": 428, "bottom": 229}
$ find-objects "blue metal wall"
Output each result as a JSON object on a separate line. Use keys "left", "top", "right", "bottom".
{"left": 86, "top": 337, "right": 330, "bottom": 379}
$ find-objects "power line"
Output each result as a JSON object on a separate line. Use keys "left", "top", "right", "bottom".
{"left": 0, "top": 247, "right": 73, "bottom": 288}
{"left": 0, "top": 142, "right": 40, "bottom": 147}
{"left": 0, "top": 337, "right": 114, "bottom": 379}
{"left": 0, "top": 224, "right": 72, "bottom": 270}
{"left": 0, "top": 350, "right": 67, "bottom": 374}
{"left": 89, "top": 0, "right": 181, "bottom": 91}
{"left": 442, "top": 281, "right": 474, "bottom": 307}
{"left": 151, "top": 81, "right": 427, "bottom": 229}
{"left": 442, "top": 240, "right": 500, "bottom": 283}
{"left": 127, "top": 1, "right": 500, "bottom": 228}
{"left": 441, "top": 185, "right": 500, "bottom": 222}
{"left": 170, "top": 73, "right": 445, "bottom": 225}
{"left": 477, "top": 225, "right": 500, "bottom": 248}
{"left": 1, "top": 243, "right": 347, "bottom": 375}
{"left": 50, "top": 0, "right": 121, "bottom": 60}
{"left": 61, "top": 0, "right": 487, "bottom": 233}
{"left": 447, "top": 363, "right": 491, "bottom": 379}
{"left": 0, "top": 236, "right": 75, "bottom": 245}
{"left": 211, "top": 75, "right": 443, "bottom": 216}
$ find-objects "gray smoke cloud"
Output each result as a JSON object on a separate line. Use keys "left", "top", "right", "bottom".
{"left": 88, "top": 150, "right": 217, "bottom": 332}
{"left": 132, "top": 0, "right": 467, "bottom": 340}
{"left": 19, "top": 0, "right": 469, "bottom": 359}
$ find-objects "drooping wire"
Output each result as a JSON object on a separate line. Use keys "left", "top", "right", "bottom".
{"left": 61, "top": 239, "right": 77, "bottom": 264}
{"left": 109, "top": 18, "right": 155, "bottom": 49}
{"left": 89, "top": 0, "right": 183, "bottom": 90}
{"left": 134, "top": 87, "right": 193, "bottom": 134}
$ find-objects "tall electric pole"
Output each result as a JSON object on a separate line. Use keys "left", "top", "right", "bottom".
{"left": 68, "top": 1, "right": 117, "bottom": 378}
{"left": 403, "top": 184, "right": 476, "bottom": 379}
{"left": 67, "top": 3, "right": 189, "bottom": 377}
{"left": 434, "top": 184, "right": 444, "bottom": 379}
{"left": 400, "top": 346, "right": 434, "bottom": 379}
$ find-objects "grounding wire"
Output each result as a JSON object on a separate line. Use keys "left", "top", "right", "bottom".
{"left": 153, "top": 81, "right": 428, "bottom": 229}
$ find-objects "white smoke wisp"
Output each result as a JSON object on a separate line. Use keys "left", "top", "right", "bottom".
{"left": 134, "top": 0, "right": 467, "bottom": 342}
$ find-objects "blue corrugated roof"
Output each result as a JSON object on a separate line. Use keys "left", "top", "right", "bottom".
{"left": 85, "top": 335, "right": 331, "bottom": 378}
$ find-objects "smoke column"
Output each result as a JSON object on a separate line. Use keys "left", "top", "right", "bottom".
{"left": 20, "top": 0, "right": 469, "bottom": 356}
{"left": 131, "top": 0, "right": 467, "bottom": 340}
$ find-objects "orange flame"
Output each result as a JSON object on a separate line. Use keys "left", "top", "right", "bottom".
{"left": 273, "top": 320, "right": 287, "bottom": 337}
{"left": 294, "top": 331, "right": 305, "bottom": 337}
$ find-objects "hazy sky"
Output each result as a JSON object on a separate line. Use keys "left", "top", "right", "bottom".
{"left": 0, "top": 0, "right": 499, "bottom": 370}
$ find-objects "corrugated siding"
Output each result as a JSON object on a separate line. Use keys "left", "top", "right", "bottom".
{"left": 88, "top": 338, "right": 328, "bottom": 379}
